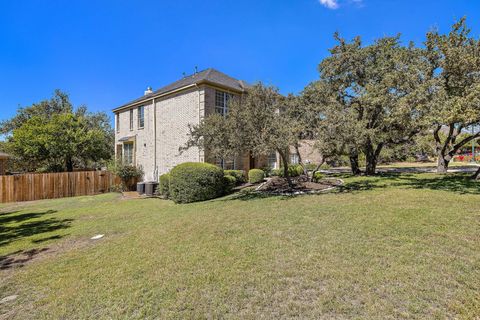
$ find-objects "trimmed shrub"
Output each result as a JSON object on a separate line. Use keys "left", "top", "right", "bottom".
{"left": 169, "top": 162, "right": 225, "bottom": 204}
{"left": 158, "top": 173, "right": 170, "bottom": 198}
{"left": 272, "top": 165, "right": 304, "bottom": 178}
{"left": 223, "top": 175, "right": 237, "bottom": 193}
{"left": 290, "top": 164, "right": 304, "bottom": 177}
{"left": 248, "top": 169, "right": 265, "bottom": 184}
{"left": 312, "top": 171, "right": 323, "bottom": 183}
{"left": 270, "top": 168, "right": 282, "bottom": 177}
{"left": 224, "top": 170, "right": 246, "bottom": 184}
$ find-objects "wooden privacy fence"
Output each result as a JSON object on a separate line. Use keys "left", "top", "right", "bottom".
{"left": 0, "top": 171, "right": 122, "bottom": 203}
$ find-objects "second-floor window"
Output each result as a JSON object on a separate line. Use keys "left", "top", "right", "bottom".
{"left": 129, "top": 109, "right": 134, "bottom": 130}
{"left": 215, "top": 90, "right": 231, "bottom": 116}
{"left": 138, "top": 106, "right": 145, "bottom": 128}
{"left": 116, "top": 113, "right": 120, "bottom": 132}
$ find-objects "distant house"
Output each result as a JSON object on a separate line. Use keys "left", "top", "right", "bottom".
{"left": 0, "top": 152, "right": 10, "bottom": 175}
{"left": 113, "top": 68, "right": 320, "bottom": 181}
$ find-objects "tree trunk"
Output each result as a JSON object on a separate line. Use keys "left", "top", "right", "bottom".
{"left": 437, "top": 152, "right": 449, "bottom": 174}
{"left": 364, "top": 142, "right": 382, "bottom": 176}
{"left": 471, "top": 166, "right": 480, "bottom": 180}
{"left": 349, "top": 148, "right": 361, "bottom": 175}
{"left": 66, "top": 157, "right": 74, "bottom": 172}
{"left": 294, "top": 144, "right": 308, "bottom": 176}
{"left": 310, "top": 159, "right": 325, "bottom": 182}
{"left": 278, "top": 149, "right": 293, "bottom": 189}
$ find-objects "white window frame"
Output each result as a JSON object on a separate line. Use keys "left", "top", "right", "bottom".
{"left": 116, "top": 113, "right": 120, "bottom": 133}
{"left": 129, "top": 109, "right": 134, "bottom": 131}
{"left": 137, "top": 106, "right": 145, "bottom": 129}
{"left": 290, "top": 153, "right": 299, "bottom": 165}
{"left": 216, "top": 157, "right": 236, "bottom": 170}
{"left": 268, "top": 152, "right": 278, "bottom": 169}
{"left": 215, "top": 90, "right": 231, "bottom": 116}
{"left": 123, "top": 143, "right": 134, "bottom": 165}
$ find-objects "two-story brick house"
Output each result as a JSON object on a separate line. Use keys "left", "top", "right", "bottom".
{"left": 114, "top": 68, "right": 279, "bottom": 181}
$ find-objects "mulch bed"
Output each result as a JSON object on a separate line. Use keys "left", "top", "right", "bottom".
{"left": 256, "top": 176, "right": 343, "bottom": 195}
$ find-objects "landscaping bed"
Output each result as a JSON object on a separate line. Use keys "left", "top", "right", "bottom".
{"left": 256, "top": 175, "right": 343, "bottom": 194}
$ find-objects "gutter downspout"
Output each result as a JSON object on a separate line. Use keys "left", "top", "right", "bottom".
{"left": 153, "top": 97, "right": 157, "bottom": 181}
{"left": 194, "top": 83, "right": 203, "bottom": 163}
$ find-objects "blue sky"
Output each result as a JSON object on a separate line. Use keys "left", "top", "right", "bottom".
{"left": 1, "top": 0, "right": 479, "bottom": 123}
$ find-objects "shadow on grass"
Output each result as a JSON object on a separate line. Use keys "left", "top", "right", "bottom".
{"left": 221, "top": 189, "right": 298, "bottom": 202}
{"left": 0, "top": 210, "right": 72, "bottom": 247}
{"left": 392, "top": 174, "right": 480, "bottom": 195}
{"left": 337, "top": 172, "right": 480, "bottom": 195}
{"left": 0, "top": 248, "right": 49, "bottom": 270}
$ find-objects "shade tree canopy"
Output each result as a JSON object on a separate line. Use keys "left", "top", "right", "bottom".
{"left": 2, "top": 90, "right": 114, "bottom": 172}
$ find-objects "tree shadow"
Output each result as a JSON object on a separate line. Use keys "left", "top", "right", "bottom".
{"left": 0, "top": 210, "right": 72, "bottom": 247}
{"left": 391, "top": 174, "right": 480, "bottom": 195}
{"left": 220, "top": 189, "right": 298, "bottom": 202}
{"left": 0, "top": 210, "right": 56, "bottom": 224}
{"left": 0, "top": 248, "right": 49, "bottom": 270}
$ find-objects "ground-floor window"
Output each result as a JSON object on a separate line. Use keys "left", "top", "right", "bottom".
{"left": 290, "top": 153, "right": 299, "bottom": 165}
{"left": 216, "top": 158, "right": 235, "bottom": 170}
{"left": 123, "top": 143, "right": 134, "bottom": 165}
{"left": 268, "top": 152, "right": 277, "bottom": 169}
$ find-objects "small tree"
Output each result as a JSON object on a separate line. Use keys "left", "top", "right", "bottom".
{"left": 3, "top": 90, "right": 114, "bottom": 172}
{"left": 424, "top": 18, "right": 480, "bottom": 173}
{"left": 186, "top": 83, "right": 299, "bottom": 188}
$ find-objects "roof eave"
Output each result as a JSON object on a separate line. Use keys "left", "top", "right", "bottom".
{"left": 112, "top": 80, "right": 246, "bottom": 113}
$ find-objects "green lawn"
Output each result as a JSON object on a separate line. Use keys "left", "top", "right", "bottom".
{"left": 0, "top": 173, "right": 479, "bottom": 319}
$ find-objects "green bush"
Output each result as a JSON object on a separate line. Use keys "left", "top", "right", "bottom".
{"left": 248, "top": 169, "right": 265, "bottom": 184}
{"left": 158, "top": 173, "right": 170, "bottom": 198}
{"left": 111, "top": 161, "right": 144, "bottom": 191}
{"left": 291, "top": 164, "right": 304, "bottom": 177}
{"left": 272, "top": 165, "right": 304, "bottom": 178}
{"left": 270, "top": 168, "right": 282, "bottom": 177}
{"left": 223, "top": 175, "right": 237, "bottom": 193}
{"left": 224, "top": 170, "right": 246, "bottom": 184}
{"left": 169, "top": 162, "right": 225, "bottom": 204}
{"left": 312, "top": 171, "right": 323, "bottom": 183}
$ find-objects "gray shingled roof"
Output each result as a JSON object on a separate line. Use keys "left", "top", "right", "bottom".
{"left": 114, "top": 68, "right": 249, "bottom": 111}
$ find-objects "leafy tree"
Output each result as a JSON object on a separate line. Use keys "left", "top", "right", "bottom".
{"left": 315, "top": 33, "right": 430, "bottom": 175}
{"left": 185, "top": 83, "right": 299, "bottom": 187}
{"left": 4, "top": 90, "right": 113, "bottom": 172}
{"left": 299, "top": 80, "right": 352, "bottom": 177}
{"left": 424, "top": 18, "right": 480, "bottom": 173}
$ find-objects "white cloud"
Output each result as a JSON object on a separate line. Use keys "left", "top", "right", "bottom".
{"left": 319, "top": 0, "right": 364, "bottom": 9}
{"left": 319, "top": 0, "right": 339, "bottom": 9}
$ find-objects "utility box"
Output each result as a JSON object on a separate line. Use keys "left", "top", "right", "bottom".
{"left": 137, "top": 182, "right": 145, "bottom": 195}
{"left": 144, "top": 182, "right": 158, "bottom": 196}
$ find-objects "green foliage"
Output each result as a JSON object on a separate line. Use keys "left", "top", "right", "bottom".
{"left": 312, "top": 172, "right": 323, "bottom": 183}
{"left": 248, "top": 169, "right": 265, "bottom": 184}
{"left": 159, "top": 173, "right": 171, "bottom": 198}
{"left": 271, "top": 165, "right": 304, "bottom": 178}
{"left": 224, "top": 170, "right": 246, "bottom": 184}
{"left": 270, "top": 168, "right": 282, "bottom": 177}
{"left": 185, "top": 83, "right": 301, "bottom": 185}
{"left": 424, "top": 18, "right": 480, "bottom": 172}
{"left": 223, "top": 175, "right": 237, "bottom": 194}
{"left": 169, "top": 162, "right": 225, "bottom": 204}
{"left": 305, "top": 31, "right": 430, "bottom": 175}
{"left": 112, "top": 162, "right": 144, "bottom": 191}
{"left": 3, "top": 90, "right": 113, "bottom": 172}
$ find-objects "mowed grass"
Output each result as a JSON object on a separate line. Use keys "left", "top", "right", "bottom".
{"left": 0, "top": 173, "right": 479, "bottom": 319}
